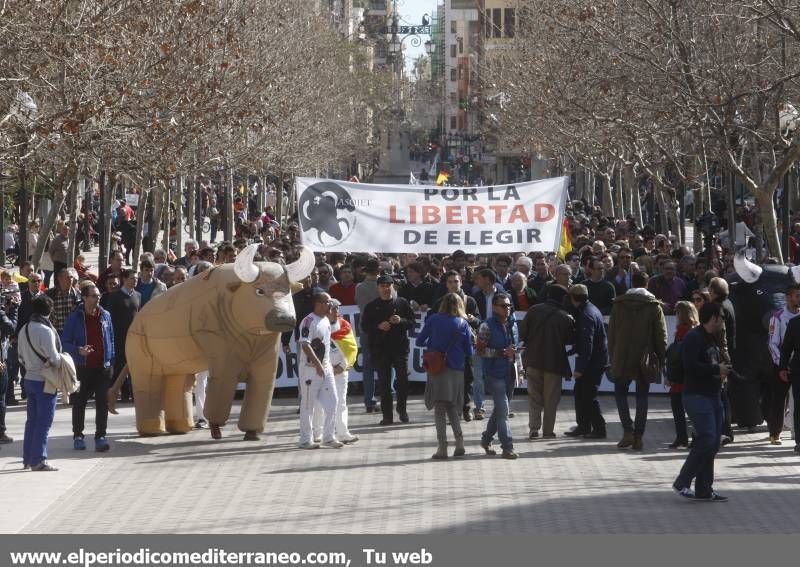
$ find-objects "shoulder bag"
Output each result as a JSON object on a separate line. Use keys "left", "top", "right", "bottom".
{"left": 423, "top": 323, "right": 462, "bottom": 376}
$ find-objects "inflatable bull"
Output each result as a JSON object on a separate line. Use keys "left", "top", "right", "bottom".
{"left": 126, "top": 245, "right": 315, "bottom": 437}
{"left": 727, "top": 253, "right": 800, "bottom": 427}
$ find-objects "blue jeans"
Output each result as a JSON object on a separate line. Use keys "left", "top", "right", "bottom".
{"left": 481, "top": 375, "right": 513, "bottom": 451}
{"left": 614, "top": 378, "right": 650, "bottom": 434}
{"left": 674, "top": 393, "right": 723, "bottom": 498}
{"left": 360, "top": 342, "right": 377, "bottom": 409}
{"left": 23, "top": 379, "right": 57, "bottom": 467}
{"left": 471, "top": 354, "right": 485, "bottom": 410}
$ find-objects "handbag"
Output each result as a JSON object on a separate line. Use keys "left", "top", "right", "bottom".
{"left": 639, "top": 350, "right": 661, "bottom": 383}
{"left": 423, "top": 326, "right": 461, "bottom": 376}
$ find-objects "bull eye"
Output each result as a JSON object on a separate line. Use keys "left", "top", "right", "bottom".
{"left": 255, "top": 288, "right": 266, "bottom": 296}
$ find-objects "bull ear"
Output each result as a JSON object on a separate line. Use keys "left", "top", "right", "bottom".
{"left": 733, "top": 251, "right": 762, "bottom": 284}
{"left": 286, "top": 246, "right": 315, "bottom": 284}
{"left": 233, "top": 244, "right": 260, "bottom": 283}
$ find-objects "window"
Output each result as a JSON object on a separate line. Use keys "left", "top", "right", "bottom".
{"left": 492, "top": 9, "right": 502, "bottom": 38}
{"left": 450, "top": 92, "right": 457, "bottom": 104}
{"left": 451, "top": 20, "right": 457, "bottom": 34}
{"left": 505, "top": 8, "right": 515, "bottom": 38}
{"left": 450, "top": 44, "right": 456, "bottom": 58}
{"left": 450, "top": 68, "right": 457, "bottom": 81}
{"left": 458, "top": 37, "right": 463, "bottom": 54}
{"left": 450, "top": 116, "right": 457, "bottom": 130}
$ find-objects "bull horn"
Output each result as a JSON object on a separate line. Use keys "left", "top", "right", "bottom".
{"left": 733, "top": 251, "right": 762, "bottom": 284}
{"left": 233, "top": 244, "right": 260, "bottom": 283}
{"left": 286, "top": 246, "right": 315, "bottom": 283}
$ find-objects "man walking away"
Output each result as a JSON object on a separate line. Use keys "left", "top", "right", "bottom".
{"left": 673, "top": 302, "right": 730, "bottom": 502}
{"left": 608, "top": 272, "right": 667, "bottom": 451}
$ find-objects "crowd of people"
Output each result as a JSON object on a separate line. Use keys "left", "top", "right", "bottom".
{"left": 1, "top": 196, "right": 799, "bottom": 504}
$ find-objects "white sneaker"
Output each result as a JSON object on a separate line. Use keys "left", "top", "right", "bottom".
{"left": 323, "top": 439, "right": 344, "bottom": 449}
{"left": 341, "top": 435, "right": 359, "bottom": 444}
{"left": 313, "top": 436, "right": 322, "bottom": 443}
{"left": 298, "top": 441, "right": 320, "bottom": 449}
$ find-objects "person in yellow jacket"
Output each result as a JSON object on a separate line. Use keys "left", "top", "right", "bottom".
{"left": 313, "top": 299, "right": 359, "bottom": 444}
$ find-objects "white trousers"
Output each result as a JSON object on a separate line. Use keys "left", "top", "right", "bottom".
{"left": 313, "top": 373, "right": 352, "bottom": 440}
{"left": 299, "top": 371, "right": 338, "bottom": 444}
{"left": 194, "top": 371, "right": 208, "bottom": 421}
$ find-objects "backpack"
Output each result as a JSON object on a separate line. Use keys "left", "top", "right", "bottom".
{"left": 665, "top": 339, "right": 684, "bottom": 384}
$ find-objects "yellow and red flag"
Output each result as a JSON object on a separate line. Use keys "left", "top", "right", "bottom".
{"left": 558, "top": 218, "right": 572, "bottom": 260}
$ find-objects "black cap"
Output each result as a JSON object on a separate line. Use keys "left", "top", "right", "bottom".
{"left": 376, "top": 274, "right": 394, "bottom": 285}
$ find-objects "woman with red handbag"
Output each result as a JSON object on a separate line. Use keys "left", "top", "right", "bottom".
{"left": 416, "top": 293, "right": 474, "bottom": 460}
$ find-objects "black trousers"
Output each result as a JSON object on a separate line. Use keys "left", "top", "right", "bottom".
{"left": 374, "top": 350, "right": 409, "bottom": 422}
{"left": 72, "top": 366, "right": 112, "bottom": 440}
{"left": 670, "top": 392, "right": 689, "bottom": 443}
{"left": 721, "top": 384, "right": 734, "bottom": 440}
{"left": 574, "top": 371, "right": 605, "bottom": 433}
{"left": 463, "top": 356, "right": 474, "bottom": 413}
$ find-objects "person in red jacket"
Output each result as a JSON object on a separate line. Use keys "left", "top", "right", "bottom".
{"left": 667, "top": 301, "right": 699, "bottom": 449}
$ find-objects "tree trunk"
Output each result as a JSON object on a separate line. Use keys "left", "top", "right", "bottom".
{"left": 575, "top": 166, "right": 586, "bottom": 201}
{"left": 186, "top": 174, "right": 195, "bottom": 245}
{"left": 587, "top": 171, "right": 595, "bottom": 209}
{"left": 151, "top": 184, "right": 163, "bottom": 250}
{"left": 32, "top": 181, "right": 71, "bottom": 269}
{"left": 162, "top": 180, "right": 171, "bottom": 253}
{"left": 224, "top": 167, "right": 234, "bottom": 241}
{"left": 756, "top": 189, "right": 782, "bottom": 263}
{"left": 631, "top": 177, "right": 643, "bottom": 230}
{"left": 132, "top": 189, "right": 149, "bottom": 265}
{"left": 98, "top": 171, "right": 111, "bottom": 271}
{"left": 66, "top": 177, "right": 80, "bottom": 264}
{"left": 174, "top": 175, "right": 183, "bottom": 254}
{"left": 614, "top": 165, "right": 625, "bottom": 219}
{"left": 600, "top": 173, "right": 614, "bottom": 217}
{"left": 275, "top": 171, "right": 284, "bottom": 226}
{"left": 195, "top": 179, "right": 203, "bottom": 243}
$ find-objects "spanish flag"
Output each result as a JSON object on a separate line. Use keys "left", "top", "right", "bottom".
{"left": 558, "top": 218, "right": 572, "bottom": 260}
{"left": 436, "top": 172, "right": 449, "bottom": 186}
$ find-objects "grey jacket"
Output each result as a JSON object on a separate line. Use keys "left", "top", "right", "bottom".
{"left": 18, "top": 317, "right": 61, "bottom": 382}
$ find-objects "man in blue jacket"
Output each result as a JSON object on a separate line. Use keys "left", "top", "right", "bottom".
{"left": 62, "top": 284, "right": 115, "bottom": 452}
{"left": 476, "top": 293, "right": 521, "bottom": 459}
{"left": 565, "top": 284, "right": 609, "bottom": 439}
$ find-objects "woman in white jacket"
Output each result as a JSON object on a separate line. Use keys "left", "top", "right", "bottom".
{"left": 18, "top": 295, "right": 61, "bottom": 471}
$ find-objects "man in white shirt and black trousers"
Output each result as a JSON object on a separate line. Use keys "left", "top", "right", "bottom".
{"left": 297, "top": 292, "right": 344, "bottom": 449}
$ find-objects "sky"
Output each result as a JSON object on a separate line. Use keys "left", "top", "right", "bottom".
{"left": 395, "top": 0, "right": 440, "bottom": 72}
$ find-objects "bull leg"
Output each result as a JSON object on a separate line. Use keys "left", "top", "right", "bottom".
{"left": 239, "top": 350, "right": 280, "bottom": 434}
{"left": 129, "top": 333, "right": 166, "bottom": 436}
{"left": 163, "top": 374, "right": 195, "bottom": 434}
{"left": 203, "top": 363, "right": 240, "bottom": 438}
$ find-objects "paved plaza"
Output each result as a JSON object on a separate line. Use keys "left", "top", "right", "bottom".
{"left": 1, "top": 392, "right": 798, "bottom": 534}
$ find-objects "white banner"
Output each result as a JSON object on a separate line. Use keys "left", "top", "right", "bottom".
{"left": 294, "top": 177, "right": 569, "bottom": 254}
{"left": 273, "top": 305, "right": 678, "bottom": 395}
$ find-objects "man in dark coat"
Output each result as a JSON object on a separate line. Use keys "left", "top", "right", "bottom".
{"left": 100, "top": 268, "right": 141, "bottom": 402}
{"left": 519, "top": 285, "right": 575, "bottom": 439}
{"left": 361, "top": 274, "right": 416, "bottom": 425}
{"left": 564, "top": 284, "right": 609, "bottom": 439}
